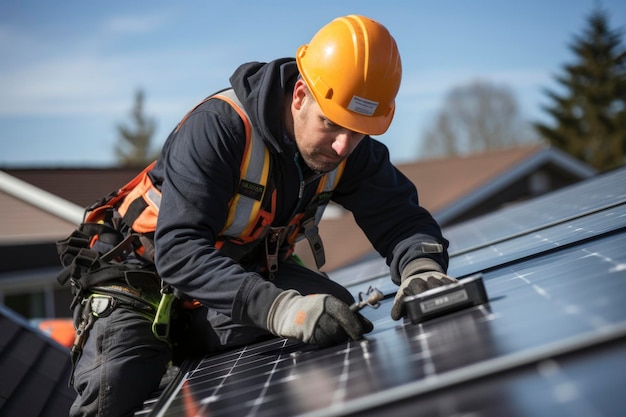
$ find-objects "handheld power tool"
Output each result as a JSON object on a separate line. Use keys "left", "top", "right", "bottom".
{"left": 403, "top": 273, "right": 488, "bottom": 324}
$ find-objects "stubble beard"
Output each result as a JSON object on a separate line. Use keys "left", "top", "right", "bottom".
{"left": 300, "top": 150, "right": 342, "bottom": 173}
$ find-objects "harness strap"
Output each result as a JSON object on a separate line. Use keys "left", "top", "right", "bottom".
{"left": 302, "top": 218, "right": 325, "bottom": 269}
{"left": 69, "top": 296, "right": 96, "bottom": 386}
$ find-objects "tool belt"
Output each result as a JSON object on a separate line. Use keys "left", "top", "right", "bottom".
{"left": 67, "top": 279, "right": 201, "bottom": 382}
{"left": 57, "top": 233, "right": 175, "bottom": 381}
{"left": 65, "top": 259, "right": 163, "bottom": 376}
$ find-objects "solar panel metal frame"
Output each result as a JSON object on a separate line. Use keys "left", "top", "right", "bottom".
{"left": 140, "top": 167, "right": 626, "bottom": 417}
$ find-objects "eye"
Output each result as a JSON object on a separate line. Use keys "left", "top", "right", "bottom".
{"left": 322, "top": 117, "right": 339, "bottom": 129}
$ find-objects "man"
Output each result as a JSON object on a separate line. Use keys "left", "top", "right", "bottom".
{"left": 62, "top": 14, "right": 455, "bottom": 417}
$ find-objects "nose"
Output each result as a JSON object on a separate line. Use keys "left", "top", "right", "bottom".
{"left": 332, "top": 131, "right": 363, "bottom": 157}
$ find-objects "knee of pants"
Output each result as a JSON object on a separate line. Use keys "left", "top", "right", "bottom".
{"left": 171, "top": 307, "right": 272, "bottom": 359}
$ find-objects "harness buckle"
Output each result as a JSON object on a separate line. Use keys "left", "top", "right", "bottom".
{"left": 90, "top": 294, "right": 117, "bottom": 317}
{"left": 302, "top": 218, "right": 326, "bottom": 269}
{"left": 265, "top": 227, "right": 288, "bottom": 273}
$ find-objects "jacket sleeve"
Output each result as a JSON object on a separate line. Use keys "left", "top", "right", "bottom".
{"left": 153, "top": 100, "right": 282, "bottom": 326}
{"left": 332, "top": 137, "right": 449, "bottom": 285}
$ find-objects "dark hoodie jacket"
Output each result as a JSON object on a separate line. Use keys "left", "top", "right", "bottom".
{"left": 150, "top": 58, "right": 449, "bottom": 329}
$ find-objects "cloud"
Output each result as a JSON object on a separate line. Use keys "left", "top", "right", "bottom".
{"left": 0, "top": 23, "right": 239, "bottom": 117}
{"left": 0, "top": 55, "right": 138, "bottom": 115}
{"left": 101, "top": 13, "right": 166, "bottom": 35}
{"left": 0, "top": 11, "right": 174, "bottom": 116}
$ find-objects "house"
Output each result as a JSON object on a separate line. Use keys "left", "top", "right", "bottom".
{"left": 0, "top": 168, "right": 141, "bottom": 320}
{"left": 0, "top": 144, "right": 596, "bottom": 323}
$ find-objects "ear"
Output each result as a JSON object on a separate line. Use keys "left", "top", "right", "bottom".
{"left": 292, "top": 78, "right": 308, "bottom": 110}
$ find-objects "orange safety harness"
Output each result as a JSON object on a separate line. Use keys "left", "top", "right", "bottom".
{"left": 56, "top": 89, "right": 346, "bottom": 370}
{"left": 116, "top": 89, "right": 344, "bottom": 270}
{"left": 57, "top": 89, "right": 344, "bottom": 298}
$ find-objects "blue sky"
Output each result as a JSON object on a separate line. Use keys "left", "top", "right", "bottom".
{"left": 1, "top": 0, "right": 624, "bottom": 167}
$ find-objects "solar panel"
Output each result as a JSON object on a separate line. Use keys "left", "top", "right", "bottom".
{"left": 140, "top": 167, "right": 626, "bottom": 417}
{"left": 146, "top": 226, "right": 626, "bottom": 416}
{"left": 330, "top": 168, "right": 626, "bottom": 290}
{"left": 445, "top": 168, "right": 626, "bottom": 253}
{"left": 449, "top": 203, "right": 626, "bottom": 277}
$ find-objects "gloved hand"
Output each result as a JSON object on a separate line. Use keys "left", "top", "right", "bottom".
{"left": 266, "top": 290, "right": 373, "bottom": 347}
{"left": 391, "top": 270, "right": 458, "bottom": 320}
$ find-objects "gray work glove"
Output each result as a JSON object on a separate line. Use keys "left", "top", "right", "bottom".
{"left": 266, "top": 290, "right": 373, "bottom": 347}
{"left": 391, "top": 259, "right": 457, "bottom": 320}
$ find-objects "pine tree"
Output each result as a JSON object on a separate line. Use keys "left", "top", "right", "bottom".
{"left": 534, "top": 7, "right": 626, "bottom": 171}
{"left": 115, "top": 89, "right": 158, "bottom": 168}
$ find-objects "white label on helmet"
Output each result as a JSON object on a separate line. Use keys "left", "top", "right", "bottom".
{"left": 348, "top": 96, "right": 378, "bottom": 116}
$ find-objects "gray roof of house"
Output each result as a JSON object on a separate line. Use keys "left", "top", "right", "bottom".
{"left": 0, "top": 304, "right": 75, "bottom": 416}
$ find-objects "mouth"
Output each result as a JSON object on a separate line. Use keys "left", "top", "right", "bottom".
{"left": 320, "top": 152, "right": 341, "bottom": 164}
{"left": 303, "top": 151, "right": 343, "bottom": 172}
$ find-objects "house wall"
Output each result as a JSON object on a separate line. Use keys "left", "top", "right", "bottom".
{"left": 0, "top": 241, "right": 71, "bottom": 319}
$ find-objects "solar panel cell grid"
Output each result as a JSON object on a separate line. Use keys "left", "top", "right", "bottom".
{"left": 154, "top": 230, "right": 626, "bottom": 416}
{"left": 143, "top": 167, "right": 626, "bottom": 417}
{"left": 445, "top": 168, "right": 626, "bottom": 252}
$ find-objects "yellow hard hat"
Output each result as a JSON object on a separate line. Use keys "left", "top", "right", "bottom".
{"left": 296, "top": 15, "right": 402, "bottom": 136}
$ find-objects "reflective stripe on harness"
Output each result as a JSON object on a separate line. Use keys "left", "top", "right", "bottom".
{"left": 117, "top": 89, "right": 345, "bottom": 269}
{"left": 213, "top": 90, "right": 272, "bottom": 240}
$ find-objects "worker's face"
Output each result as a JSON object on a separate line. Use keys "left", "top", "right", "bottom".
{"left": 291, "top": 80, "right": 365, "bottom": 173}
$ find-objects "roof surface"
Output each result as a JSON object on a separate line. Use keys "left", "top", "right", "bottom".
{"left": 5, "top": 167, "right": 141, "bottom": 208}
{"left": 0, "top": 190, "right": 78, "bottom": 243}
{"left": 138, "top": 166, "right": 626, "bottom": 417}
{"left": 0, "top": 305, "right": 75, "bottom": 416}
{"left": 396, "top": 144, "right": 542, "bottom": 213}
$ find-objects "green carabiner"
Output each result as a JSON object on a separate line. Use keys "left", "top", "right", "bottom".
{"left": 152, "top": 292, "right": 176, "bottom": 343}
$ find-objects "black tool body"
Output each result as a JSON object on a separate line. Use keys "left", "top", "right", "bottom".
{"left": 404, "top": 273, "right": 488, "bottom": 324}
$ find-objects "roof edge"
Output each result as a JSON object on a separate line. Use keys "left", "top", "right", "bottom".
{"left": 0, "top": 170, "right": 84, "bottom": 225}
{"left": 434, "top": 147, "right": 597, "bottom": 224}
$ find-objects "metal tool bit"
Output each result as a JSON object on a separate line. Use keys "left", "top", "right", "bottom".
{"left": 350, "top": 286, "right": 384, "bottom": 312}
